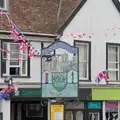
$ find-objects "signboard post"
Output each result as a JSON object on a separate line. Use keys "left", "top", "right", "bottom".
{"left": 50, "top": 104, "right": 64, "bottom": 120}
{"left": 41, "top": 40, "right": 79, "bottom": 97}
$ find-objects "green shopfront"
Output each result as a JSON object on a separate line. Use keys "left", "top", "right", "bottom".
{"left": 92, "top": 88, "right": 120, "bottom": 120}
{"left": 11, "top": 88, "right": 47, "bottom": 120}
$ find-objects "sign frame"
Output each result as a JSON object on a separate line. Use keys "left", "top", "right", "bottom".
{"left": 50, "top": 103, "right": 64, "bottom": 120}
{"left": 41, "top": 40, "right": 79, "bottom": 98}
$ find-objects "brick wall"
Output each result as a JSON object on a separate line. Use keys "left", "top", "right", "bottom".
{"left": 0, "top": 0, "right": 81, "bottom": 34}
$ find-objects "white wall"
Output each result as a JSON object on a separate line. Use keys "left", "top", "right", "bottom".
{"left": 62, "top": 0, "right": 120, "bottom": 83}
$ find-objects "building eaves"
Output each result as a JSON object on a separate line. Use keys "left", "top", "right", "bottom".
{"left": 112, "top": 0, "right": 120, "bottom": 13}
{"left": 56, "top": 0, "right": 87, "bottom": 34}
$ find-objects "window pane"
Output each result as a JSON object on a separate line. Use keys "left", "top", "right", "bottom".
{"left": 10, "top": 67, "right": 20, "bottom": 76}
{"left": 10, "top": 60, "right": 19, "bottom": 65}
{"left": 2, "top": 60, "right": 6, "bottom": 74}
{"left": 108, "top": 53, "right": 118, "bottom": 62}
{"left": 78, "top": 44, "right": 88, "bottom": 61}
{"left": 0, "top": 0, "right": 4, "bottom": 8}
{"left": 26, "top": 104, "right": 43, "bottom": 117}
{"left": 79, "top": 62, "right": 88, "bottom": 78}
{"left": 108, "top": 63, "right": 118, "bottom": 69}
{"left": 2, "top": 51, "right": 7, "bottom": 59}
{"left": 3, "top": 43, "right": 7, "bottom": 50}
{"left": 10, "top": 52, "right": 19, "bottom": 59}
{"left": 109, "top": 71, "right": 118, "bottom": 80}
{"left": 10, "top": 44, "right": 19, "bottom": 52}
{"left": 22, "top": 60, "right": 26, "bottom": 74}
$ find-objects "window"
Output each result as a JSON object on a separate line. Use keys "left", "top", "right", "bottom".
{"left": 0, "top": 0, "right": 8, "bottom": 10}
{"left": 1, "top": 42, "right": 30, "bottom": 77}
{"left": 26, "top": 104, "right": 43, "bottom": 117}
{"left": 74, "top": 41, "right": 91, "bottom": 80}
{"left": 106, "top": 43, "right": 120, "bottom": 81}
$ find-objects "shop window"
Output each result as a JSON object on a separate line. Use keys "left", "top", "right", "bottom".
{"left": 0, "top": 0, "right": 8, "bottom": 10}
{"left": 105, "top": 101, "right": 118, "bottom": 120}
{"left": 65, "top": 111, "right": 73, "bottom": 120}
{"left": 26, "top": 104, "right": 43, "bottom": 117}
{"left": 76, "top": 111, "right": 83, "bottom": 120}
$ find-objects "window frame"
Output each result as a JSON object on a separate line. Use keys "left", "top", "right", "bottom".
{"left": 106, "top": 42, "right": 120, "bottom": 81}
{"left": 74, "top": 40, "right": 91, "bottom": 81}
{"left": 0, "top": 0, "right": 8, "bottom": 11}
{"left": 1, "top": 40, "right": 30, "bottom": 78}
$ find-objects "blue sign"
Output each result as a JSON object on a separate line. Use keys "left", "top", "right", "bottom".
{"left": 41, "top": 41, "right": 78, "bottom": 56}
{"left": 88, "top": 102, "right": 102, "bottom": 109}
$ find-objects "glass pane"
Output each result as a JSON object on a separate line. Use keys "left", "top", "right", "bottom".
{"left": 10, "top": 67, "right": 20, "bottom": 75}
{"left": 79, "top": 62, "right": 88, "bottom": 78}
{"left": 108, "top": 53, "right": 118, "bottom": 62}
{"left": 108, "top": 63, "right": 118, "bottom": 69}
{"left": 78, "top": 44, "right": 88, "bottom": 61}
{"left": 2, "top": 60, "right": 6, "bottom": 74}
{"left": 10, "top": 60, "right": 19, "bottom": 65}
{"left": 76, "top": 111, "right": 83, "bottom": 120}
{"left": 10, "top": 44, "right": 19, "bottom": 52}
{"left": 26, "top": 104, "right": 43, "bottom": 117}
{"left": 10, "top": 52, "right": 19, "bottom": 59}
{"left": 0, "top": 0, "right": 4, "bottom": 8}
{"left": 66, "top": 111, "right": 73, "bottom": 120}
{"left": 22, "top": 60, "right": 26, "bottom": 74}
{"left": 109, "top": 71, "right": 118, "bottom": 80}
{"left": 2, "top": 51, "right": 7, "bottom": 59}
{"left": 108, "top": 45, "right": 118, "bottom": 52}
{"left": 3, "top": 43, "right": 7, "bottom": 50}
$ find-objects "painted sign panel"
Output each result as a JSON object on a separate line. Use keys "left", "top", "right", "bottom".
{"left": 42, "top": 41, "right": 79, "bottom": 97}
{"left": 88, "top": 102, "right": 102, "bottom": 109}
{"left": 92, "top": 88, "right": 120, "bottom": 100}
{"left": 14, "top": 89, "right": 42, "bottom": 97}
{"left": 50, "top": 104, "right": 64, "bottom": 120}
{"left": 105, "top": 102, "right": 118, "bottom": 112}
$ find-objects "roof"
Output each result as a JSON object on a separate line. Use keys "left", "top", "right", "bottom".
{"left": 1, "top": 0, "right": 87, "bottom": 34}
{"left": 56, "top": 0, "right": 87, "bottom": 34}
{"left": 112, "top": 0, "right": 120, "bottom": 13}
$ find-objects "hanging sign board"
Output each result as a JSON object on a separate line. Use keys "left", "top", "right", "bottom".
{"left": 50, "top": 104, "right": 64, "bottom": 120}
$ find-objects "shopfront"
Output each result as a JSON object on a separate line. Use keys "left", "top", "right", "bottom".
{"left": 92, "top": 88, "right": 120, "bottom": 120}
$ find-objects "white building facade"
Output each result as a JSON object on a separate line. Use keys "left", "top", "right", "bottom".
{"left": 58, "top": 0, "right": 120, "bottom": 120}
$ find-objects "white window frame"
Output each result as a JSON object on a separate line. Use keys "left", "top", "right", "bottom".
{"left": 0, "top": 0, "right": 9, "bottom": 11}
{"left": 107, "top": 44, "right": 120, "bottom": 81}
{"left": 75, "top": 41, "right": 91, "bottom": 81}
{"left": 2, "top": 42, "right": 29, "bottom": 77}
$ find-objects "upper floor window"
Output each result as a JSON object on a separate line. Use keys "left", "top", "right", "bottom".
{"left": 0, "top": 0, "right": 8, "bottom": 10}
{"left": 106, "top": 43, "right": 120, "bottom": 81}
{"left": 1, "top": 41, "right": 30, "bottom": 77}
{"left": 74, "top": 40, "right": 91, "bottom": 81}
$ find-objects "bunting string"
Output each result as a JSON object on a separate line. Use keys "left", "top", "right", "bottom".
{"left": 0, "top": 7, "right": 40, "bottom": 60}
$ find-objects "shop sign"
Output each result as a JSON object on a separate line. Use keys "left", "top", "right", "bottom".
{"left": 14, "top": 89, "right": 42, "bottom": 97}
{"left": 88, "top": 102, "right": 102, "bottom": 109}
{"left": 92, "top": 88, "right": 120, "bottom": 100}
{"left": 105, "top": 102, "right": 118, "bottom": 112}
{"left": 50, "top": 104, "right": 64, "bottom": 120}
{"left": 42, "top": 41, "right": 79, "bottom": 97}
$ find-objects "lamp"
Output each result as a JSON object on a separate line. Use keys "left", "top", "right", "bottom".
{"left": 4, "top": 76, "right": 13, "bottom": 85}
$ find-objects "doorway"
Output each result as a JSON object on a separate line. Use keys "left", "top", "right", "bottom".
{"left": 87, "top": 110, "right": 102, "bottom": 120}
{"left": 65, "top": 110, "right": 85, "bottom": 120}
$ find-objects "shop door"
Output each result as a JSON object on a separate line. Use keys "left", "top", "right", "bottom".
{"left": 87, "top": 111, "right": 102, "bottom": 120}
{"left": 65, "top": 110, "right": 85, "bottom": 120}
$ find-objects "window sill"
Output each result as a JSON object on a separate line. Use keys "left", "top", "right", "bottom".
{"left": 79, "top": 79, "right": 91, "bottom": 82}
{"left": 1, "top": 76, "right": 31, "bottom": 78}
{"left": 108, "top": 80, "right": 120, "bottom": 82}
